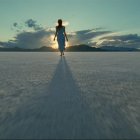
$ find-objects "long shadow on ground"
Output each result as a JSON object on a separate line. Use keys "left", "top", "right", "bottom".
{"left": 0, "top": 57, "right": 95, "bottom": 139}
{"left": 0, "top": 57, "right": 139, "bottom": 139}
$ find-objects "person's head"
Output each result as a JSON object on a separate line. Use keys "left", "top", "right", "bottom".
{"left": 58, "top": 19, "right": 62, "bottom": 27}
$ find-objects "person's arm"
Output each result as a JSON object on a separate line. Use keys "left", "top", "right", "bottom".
{"left": 54, "top": 27, "right": 58, "bottom": 41}
{"left": 64, "top": 27, "right": 68, "bottom": 42}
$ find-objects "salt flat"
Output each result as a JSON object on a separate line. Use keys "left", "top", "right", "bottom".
{"left": 0, "top": 52, "right": 140, "bottom": 139}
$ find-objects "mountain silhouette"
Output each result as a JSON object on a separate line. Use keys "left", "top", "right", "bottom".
{"left": 0, "top": 45, "right": 139, "bottom": 52}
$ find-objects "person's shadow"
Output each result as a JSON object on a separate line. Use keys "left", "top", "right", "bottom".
{"left": 0, "top": 57, "right": 95, "bottom": 139}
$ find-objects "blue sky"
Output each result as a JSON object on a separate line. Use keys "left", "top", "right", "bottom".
{"left": 0, "top": 0, "right": 140, "bottom": 48}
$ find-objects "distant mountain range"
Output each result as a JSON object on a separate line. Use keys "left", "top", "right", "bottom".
{"left": 0, "top": 45, "right": 139, "bottom": 52}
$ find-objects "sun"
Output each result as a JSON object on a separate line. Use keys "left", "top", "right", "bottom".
{"left": 50, "top": 35, "right": 58, "bottom": 49}
{"left": 50, "top": 35, "right": 69, "bottom": 49}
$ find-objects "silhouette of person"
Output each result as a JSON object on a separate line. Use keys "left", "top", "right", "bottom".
{"left": 54, "top": 19, "right": 68, "bottom": 56}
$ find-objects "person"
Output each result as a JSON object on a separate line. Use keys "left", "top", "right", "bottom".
{"left": 54, "top": 19, "right": 68, "bottom": 56}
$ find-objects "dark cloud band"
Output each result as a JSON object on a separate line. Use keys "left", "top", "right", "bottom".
{"left": 1, "top": 19, "right": 140, "bottom": 49}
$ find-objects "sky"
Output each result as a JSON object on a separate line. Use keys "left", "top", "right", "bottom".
{"left": 0, "top": 0, "right": 140, "bottom": 48}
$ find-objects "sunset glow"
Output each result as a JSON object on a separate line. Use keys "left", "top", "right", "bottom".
{"left": 50, "top": 35, "right": 69, "bottom": 49}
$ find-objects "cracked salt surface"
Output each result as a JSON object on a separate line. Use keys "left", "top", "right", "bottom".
{"left": 0, "top": 52, "right": 140, "bottom": 139}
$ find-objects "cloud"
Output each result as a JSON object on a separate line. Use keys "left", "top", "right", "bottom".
{"left": 63, "top": 21, "right": 69, "bottom": 26}
{"left": 101, "top": 34, "right": 140, "bottom": 42}
{"left": 0, "top": 40, "right": 16, "bottom": 48}
{"left": 25, "top": 19, "right": 43, "bottom": 31}
{"left": 68, "top": 29, "right": 111, "bottom": 47}
{"left": 12, "top": 22, "right": 24, "bottom": 32}
{"left": 94, "top": 33, "right": 140, "bottom": 48}
{"left": 1, "top": 19, "right": 140, "bottom": 49}
{"left": 12, "top": 19, "right": 43, "bottom": 32}
{"left": 13, "top": 22, "right": 18, "bottom": 27}
{"left": 12, "top": 29, "right": 55, "bottom": 49}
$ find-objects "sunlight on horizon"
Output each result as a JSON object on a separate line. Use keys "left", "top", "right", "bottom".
{"left": 50, "top": 35, "right": 69, "bottom": 49}
{"left": 51, "top": 41, "right": 69, "bottom": 49}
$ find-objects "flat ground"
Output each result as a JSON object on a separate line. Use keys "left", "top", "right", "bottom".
{"left": 0, "top": 52, "right": 140, "bottom": 139}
